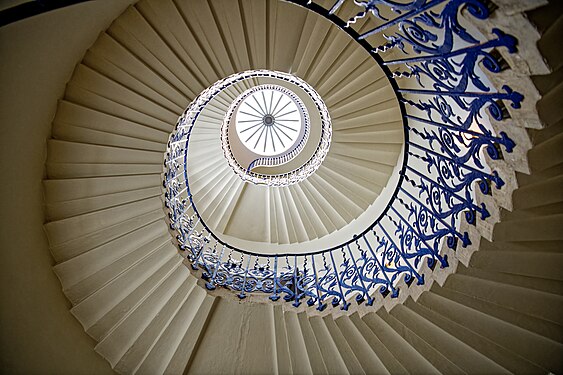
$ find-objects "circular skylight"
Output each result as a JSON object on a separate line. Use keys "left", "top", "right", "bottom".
{"left": 235, "top": 88, "right": 303, "bottom": 156}
{"left": 219, "top": 71, "right": 331, "bottom": 187}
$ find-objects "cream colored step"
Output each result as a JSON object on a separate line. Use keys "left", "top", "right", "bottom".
{"left": 45, "top": 196, "right": 162, "bottom": 247}
{"left": 348, "top": 313, "right": 407, "bottom": 374}
{"left": 155, "top": 0, "right": 243, "bottom": 76}
{"left": 329, "top": 151, "right": 396, "bottom": 179}
{"left": 197, "top": 174, "right": 240, "bottom": 223}
{"left": 281, "top": 187, "right": 309, "bottom": 243}
{"left": 314, "top": 45, "right": 366, "bottom": 95}
{"left": 64, "top": 81, "right": 173, "bottom": 133}
{"left": 131, "top": 0, "right": 222, "bottom": 85}
{"left": 54, "top": 100, "right": 170, "bottom": 143}
{"left": 110, "top": 5, "right": 206, "bottom": 96}
{"left": 332, "top": 105, "right": 402, "bottom": 131}
{"left": 199, "top": 98, "right": 230, "bottom": 119}
{"left": 333, "top": 127, "right": 403, "bottom": 145}
{"left": 86, "top": 32, "right": 192, "bottom": 106}
{"left": 375, "top": 307, "right": 463, "bottom": 373}
{"left": 66, "top": 233, "right": 171, "bottom": 307}
{"left": 361, "top": 312, "right": 437, "bottom": 374}
{"left": 388, "top": 304, "right": 508, "bottom": 373}
{"left": 203, "top": 176, "right": 244, "bottom": 231}
{"left": 69, "top": 63, "right": 179, "bottom": 125}
{"left": 512, "top": 175, "right": 563, "bottom": 210}
{"left": 299, "top": 180, "right": 340, "bottom": 234}
{"left": 72, "top": 246, "right": 179, "bottom": 335}
{"left": 47, "top": 162, "right": 163, "bottom": 179}
{"left": 273, "top": 305, "right": 293, "bottom": 375}
{"left": 46, "top": 187, "right": 162, "bottom": 222}
{"left": 45, "top": 178, "right": 162, "bottom": 221}
{"left": 528, "top": 131, "right": 563, "bottom": 172}
{"left": 469, "top": 249, "right": 563, "bottom": 282}
{"left": 308, "top": 21, "right": 372, "bottom": 91}
{"left": 214, "top": 179, "right": 246, "bottom": 234}
{"left": 186, "top": 151, "right": 224, "bottom": 177}
{"left": 478, "top": 236, "right": 563, "bottom": 254}
{"left": 499, "top": 200, "right": 563, "bottom": 223}
{"left": 330, "top": 142, "right": 401, "bottom": 167}
{"left": 324, "top": 56, "right": 383, "bottom": 105}
{"left": 47, "top": 140, "right": 163, "bottom": 165}
{"left": 516, "top": 162, "right": 563, "bottom": 190}
{"left": 287, "top": 185, "right": 323, "bottom": 240}
{"left": 170, "top": 1, "right": 307, "bottom": 76}
{"left": 187, "top": 299, "right": 277, "bottom": 375}
{"left": 54, "top": 220, "right": 169, "bottom": 304}
{"left": 44, "top": 174, "right": 161, "bottom": 203}
{"left": 323, "top": 316, "right": 365, "bottom": 375}
{"left": 46, "top": 197, "right": 163, "bottom": 260}
{"left": 536, "top": 9, "right": 563, "bottom": 68}
{"left": 315, "top": 166, "right": 374, "bottom": 209}
{"left": 188, "top": 159, "right": 231, "bottom": 197}
{"left": 536, "top": 75, "right": 563, "bottom": 128}
{"left": 53, "top": 95, "right": 170, "bottom": 143}
{"left": 82, "top": 49, "right": 185, "bottom": 115}
{"left": 492, "top": 213, "right": 563, "bottom": 242}
{"left": 414, "top": 291, "right": 559, "bottom": 373}
{"left": 222, "top": 183, "right": 273, "bottom": 244}
{"left": 278, "top": 188, "right": 299, "bottom": 243}
{"left": 269, "top": 187, "right": 281, "bottom": 244}
{"left": 323, "top": 155, "right": 388, "bottom": 194}
{"left": 50, "top": 207, "right": 163, "bottom": 263}
{"left": 160, "top": 292, "right": 215, "bottom": 375}
{"left": 308, "top": 316, "right": 348, "bottom": 375}
{"left": 308, "top": 173, "right": 363, "bottom": 221}
{"left": 297, "top": 312, "right": 328, "bottom": 375}
{"left": 459, "top": 261, "right": 563, "bottom": 299}
{"left": 326, "top": 76, "right": 393, "bottom": 116}
{"left": 113, "top": 275, "right": 196, "bottom": 374}
{"left": 528, "top": 115, "right": 563, "bottom": 147}
{"left": 335, "top": 316, "right": 389, "bottom": 374}
{"left": 291, "top": 10, "right": 332, "bottom": 83}
{"left": 443, "top": 273, "right": 563, "bottom": 327}
{"left": 325, "top": 0, "right": 389, "bottom": 48}
{"left": 284, "top": 311, "right": 314, "bottom": 375}
{"left": 334, "top": 121, "right": 403, "bottom": 138}
{"left": 196, "top": 109, "right": 228, "bottom": 127}
{"left": 95, "top": 264, "right": 189, "bottom": 367}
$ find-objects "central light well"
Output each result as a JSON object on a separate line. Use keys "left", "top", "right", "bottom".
{"left": 235, "top": 87, "right": 304, "bottom": 157}
{"left": 219, "top": 72, "right": 331, "bottom": 187}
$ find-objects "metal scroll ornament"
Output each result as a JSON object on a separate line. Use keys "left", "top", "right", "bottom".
{"left": 164, "top": 0, "right": 523, "bottom": 311}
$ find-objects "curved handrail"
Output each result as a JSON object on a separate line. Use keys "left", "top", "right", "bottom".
{"left": 164, "top": 0, "right": 522, "bottom": 310}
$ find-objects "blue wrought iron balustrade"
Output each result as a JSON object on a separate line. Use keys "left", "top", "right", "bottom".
{"left": 163, "top": 0, "right": 522, "bottom": 310}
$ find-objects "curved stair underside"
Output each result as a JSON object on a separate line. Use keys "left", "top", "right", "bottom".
{"left": 186, "top": 72, "right": 401, "bottom": 248}
{"left": 48, "top": 0, "right": 403, "bottom": 249}
{"left": 41, "top": 0, "right": 563, "bottom": 373}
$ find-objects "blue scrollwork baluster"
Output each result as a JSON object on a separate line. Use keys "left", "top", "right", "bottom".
{"left": 270, "top": 255, "right": 280, "bottom": 301}
{"left": 347, "top": 242, "right": 374, "bottom": 305}
{"left": 206, "top": 245, "right": 225, "bottom": 290}
{"left": 238, "top": 255, "right": 252, "bottom": 299}
{"left": 363, "top": 234, "right": 399, "bottom": 298}
{"left": 310, "top": 255, "right": 327, "bottom": 311}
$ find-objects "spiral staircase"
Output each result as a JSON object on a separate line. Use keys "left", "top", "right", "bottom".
{"left": 1, "top": 0, "right": 562, "bottom": 374}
